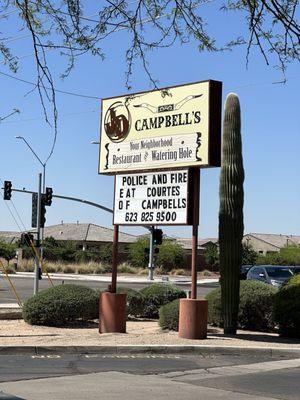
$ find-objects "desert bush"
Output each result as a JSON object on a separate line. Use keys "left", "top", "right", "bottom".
{"left": 206, "top": 280, "right": 277, "bottom": 332}
{"left": 17, "top": 260, "right": 35, "bottom": 272}
{"left": 43, "top": 263, "right": 57, "bottom": 273}
{"left": 61, "top": 264, "right": 76, "bottom": 273}
{"left": 202, "top": 269, "right": 213, "bottom": 277}
{"left": 117, "top": 263, "right": 137, "bottom": 274}
{"left": 1, "top": 264, "right": 16, "bottom": 274}
{"left": 274, "top": 274, "right": 300, "bottom": 338}
{"left": 169, "top": 268, "right": 189, "bottom": 276}
{"left": 137, "top": 268, "right": 148, "bottom": 275}
{"left": 159, "top": 299, "right": 180, "bottom": 331}
{"left": 93, "top": 264, "right": 106, "bottom": 274}
{"left": 140, "top": 283, "right": 186, "bottom": 318}
{"left": 23, "top": 284, "right": 99, "bottom": 326}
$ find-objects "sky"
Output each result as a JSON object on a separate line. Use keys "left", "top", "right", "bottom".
{"left": 0, "top": 1, "right": 299, "bottom": 240}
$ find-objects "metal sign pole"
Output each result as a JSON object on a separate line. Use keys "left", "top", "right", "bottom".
{"left": 148, "top": 226, "right": 154, "bottom": 281}
{"left": 111, "top": 224, "right": 119, "bottom": 293}
{"left": 191, "top": 168, "right": 200, "bottom": 299}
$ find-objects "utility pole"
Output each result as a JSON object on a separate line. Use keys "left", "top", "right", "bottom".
{"left": 148, "top": 226, "right": 154, "bottom": 281}
{"left": 34, "top": 173, "right": 42, "bottom": 295}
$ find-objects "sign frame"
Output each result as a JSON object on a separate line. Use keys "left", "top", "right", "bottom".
{"left": 112, "top": 168, "right": 199, "bottom": 226}
{"left": 98, "top": 79, "right": 222, "bottom": 175}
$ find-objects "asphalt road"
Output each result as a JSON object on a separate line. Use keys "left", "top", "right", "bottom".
{"left": 0, "top": 276, "right": 217, "bottom": 304}
{"left": 0, "top": 353, "right": 299, "bottom": 399}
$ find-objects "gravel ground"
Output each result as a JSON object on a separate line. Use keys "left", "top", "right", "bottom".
{"left": 0, "top": 320, "right": 300, "bottom": 348}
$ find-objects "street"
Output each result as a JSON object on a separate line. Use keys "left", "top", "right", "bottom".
{"left": 0, "top": 353, "right": 299, "bottom": 399}
{"left": 0, "top": 276, "right": 217, "bottom": 304}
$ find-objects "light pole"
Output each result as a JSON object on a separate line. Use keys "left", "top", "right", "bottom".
{"left": 15, "top": 136, "right": 47, "bottom": 293}
{"left": 15, "top": 136, "right": 46, "bottom": 193}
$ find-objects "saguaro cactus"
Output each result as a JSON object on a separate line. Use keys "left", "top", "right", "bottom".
{"left": 219, "top": 93, "right": 244, "bottom": 335}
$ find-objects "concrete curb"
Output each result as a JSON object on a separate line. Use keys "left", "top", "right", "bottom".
{"left": 0, "top": 345, "right": 299, "bottom": 357}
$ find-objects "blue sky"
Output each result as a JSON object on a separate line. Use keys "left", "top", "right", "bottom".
{"left": 0, "top": 2, "right": 299, "bottom": 239}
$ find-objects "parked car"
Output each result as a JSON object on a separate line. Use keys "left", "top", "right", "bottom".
{"left": 246, "top": 265, "right": 293, "bottom": 287}
{"left": 240, "top": 265, "right": 253, "bottom": 280}
{"left": 289, "top": 266, "right": 300, "bottom": 275}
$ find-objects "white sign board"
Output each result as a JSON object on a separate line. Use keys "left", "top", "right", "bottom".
{"left": 113, "top": 170, "right": 189, "bottom": 225}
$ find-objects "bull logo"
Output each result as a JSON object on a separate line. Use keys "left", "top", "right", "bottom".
{"left": 104, "top": 101, "right": 131, "bottom": 142}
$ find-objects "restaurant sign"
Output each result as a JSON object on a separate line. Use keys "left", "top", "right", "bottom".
{"left": 99, "top": 80, "right": 222, "bottom": 174}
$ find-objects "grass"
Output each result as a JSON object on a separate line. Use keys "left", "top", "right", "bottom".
{"left": 14, "top": 259, "right": 219, "bottom": 277}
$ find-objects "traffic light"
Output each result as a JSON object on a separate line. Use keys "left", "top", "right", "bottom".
{"left": 31, "top": 193, "right": 38, "bottom": 228}
{"left": 3, "top": 180, "right": 12, "bottom": 200}
{"left": 38, "top": 267, "right": 42, "bottom": 280}
{"left": 153, "top": 229, "right": 163, "bottom": 245}
{"left": 40, "top": 202, "right": 46, "bottom": 228}
{"left": 44, "top": 187, "right": 53, "bottom": 206}
{"left": 21, "top": 233, "right": 34, "bottom": 246}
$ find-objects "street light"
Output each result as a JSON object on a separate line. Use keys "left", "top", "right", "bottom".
{"left": 15, "top": 136, "right": 46, "bottom": 193}
{"left": 90, "top": 140, "right": 100, "bottom": 145}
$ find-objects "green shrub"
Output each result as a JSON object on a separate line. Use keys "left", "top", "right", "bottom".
{"left": 206, "top": 286, "right": 222, "bottom": 326}
{"left": 23, "top": 284, "right": 99, "bottom": 326}
{"left": 274, "top": 275, "right": 300, "bottom": 338}
{"left": 206, "top": 280, "right": 277, "bottom": 332}
{"left": 140, "top": 283, "right": 186, "bottom": 318}
{"left": 159, "top": 299, "right": 180, "bottom": 331}
{"left": 116, "top": 287, "right": 145, "bottom": 317}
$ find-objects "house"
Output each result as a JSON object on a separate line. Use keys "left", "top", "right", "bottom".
{"left": 0, "top": 222, "right": 137, "bottom": 249}
{"left": 174, "top": 237, "right": 218, "bottom": 269}
{"left": 243, "top": 233, "right": 300, "bottom": 255}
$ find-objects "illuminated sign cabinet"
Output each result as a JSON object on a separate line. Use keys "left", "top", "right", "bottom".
{"left": 99, "top": 80, "right": 222, "bottom": 226}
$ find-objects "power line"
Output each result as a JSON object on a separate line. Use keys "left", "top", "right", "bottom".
{"left": 0, "top": 70, "right": 101, "bottom": 100}
{"left": 0, "top": 109, "right": 96, "bottom": 124}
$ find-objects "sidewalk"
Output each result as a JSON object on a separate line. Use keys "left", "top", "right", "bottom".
{"left": 0, "top": 319, "right": 300, "bottom": 355}
{"left": 5, "top": 272, "right": 219, "bottom": 285}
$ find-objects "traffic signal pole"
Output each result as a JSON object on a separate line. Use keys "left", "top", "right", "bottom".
{"left": 148, "top": 226, "right": 154, "bottom": 281}
{"left": 34, "top": 173, "right": 42, "bottom": 295}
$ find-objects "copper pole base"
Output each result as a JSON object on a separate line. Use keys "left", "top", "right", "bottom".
{"left": 178, "top": 298, "right": 208, "bottom": 339}
{"left": 99, "top": 292, "right": 127, "bottom": 333}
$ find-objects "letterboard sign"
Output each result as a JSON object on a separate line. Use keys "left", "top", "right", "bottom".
{"left": 99, "top": 80, "right": 222, "bottom": 174}
{"left": 113, "top": 170, "right": 190, "bottom": 225}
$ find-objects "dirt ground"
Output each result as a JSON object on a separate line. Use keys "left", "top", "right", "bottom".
{"left": 0, "top": 319, "right": 300, "bottom": 348}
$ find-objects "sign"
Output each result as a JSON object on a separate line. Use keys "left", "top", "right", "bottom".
{"left": 113, "top": 170, "right": 190, "bottom": 225}
{"left": 99, "top": 80, "right": 222, "bottom": 174}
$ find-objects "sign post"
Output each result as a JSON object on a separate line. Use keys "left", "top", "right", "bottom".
{"left": 98, "top": 80, "right": 222, "bottom": 336}
{"left": 191, "top": 168, "right": 200, "bottom": 300}
{"left": 111, "top": 224, "right": 119, "bottom": 293}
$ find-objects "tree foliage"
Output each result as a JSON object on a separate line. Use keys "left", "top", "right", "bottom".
{"left": 242, "top": 243, "right": 258, "bottom": 265}
{"left": 128, "top": 236, "right": 184, "bottom": 271}
{"left": 0, "top": 1, "right": 298, "bottom": 141}
{"left": 155, "top": 239, "right": 184, "bottom": 272}
{"left": 0, "top": 238, "right": 17, "bottom": 263}
{"left": 204, "top": 242, "right": 219, "bottom": 270}
{"left": 128, "top": 235, "right": 150, "bottom": 268}
{"left": 257, "top": 245, "right": 300, "bottom": 266}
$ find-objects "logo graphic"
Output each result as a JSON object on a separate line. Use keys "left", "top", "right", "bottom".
{"left": 133, "top": 94, "right": 202, "bottom": 114}
{"left": 104, "top": 101, "right": 131, "bottom": 142}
